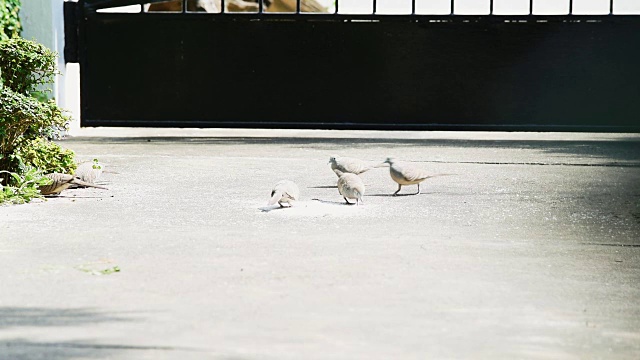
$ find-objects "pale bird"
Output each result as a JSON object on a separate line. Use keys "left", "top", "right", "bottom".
{"left": 384, "top": 157, "right": 442, "bottom": 196}
{"left": 328, "top": 155, "right": 384, "bottom": 177}
{"left": 267, "top": 180, "right": 300, "bottom": 207}
{"left": 336, "top": 171, "right": 365, "bottom": 205}
{"left": 69, "top": 161, "right": 104, "bottom": 188}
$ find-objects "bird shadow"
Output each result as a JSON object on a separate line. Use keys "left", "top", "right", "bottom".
{"left": 258, "top": 205, "right": 291, "bottom": 213}
{"left": 307, "top": 185, "right": 338, "bottom": 189}
{"left": 45, "top": 195, "right": 111, "bottom": 199}
{"left": 367, "top": 192, "right": 434, "bottom": 197}
{"left": 311, "top": 198, "right": 356, "bottom": 206}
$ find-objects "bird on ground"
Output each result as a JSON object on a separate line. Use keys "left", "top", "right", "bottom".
{"left": 267, "top": 180, "right": 299, "bottom": 207}
{"left": 328, "top": 155, "right": 385, "bottom": 177}
{"left": 69, "top": 160, "right": 104, "bottom": 188}
{"left": 384, "top": 157, "right": 444, "bottom": 196}
{"left": 335, "top": 170, "right": 365, "bottom": 205}
{"left": 39, "top": 173, "right": 108, "bottom": 196}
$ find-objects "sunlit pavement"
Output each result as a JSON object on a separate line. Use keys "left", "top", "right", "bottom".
{"left": 1, "top": 129, "right": 639, "bottom": 359}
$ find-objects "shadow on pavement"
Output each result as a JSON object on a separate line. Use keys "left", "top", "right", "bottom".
{"left": 0, "top": 339, "right": 189, "bottom": 360}
{"left": 0, "top": 307, "right": 132, "bottom": 329}
{"left": 63, "top": 136, "right": 640, "bottom": 164}
{"left": 0, "top": 307, "right": 140, "bottom": 359}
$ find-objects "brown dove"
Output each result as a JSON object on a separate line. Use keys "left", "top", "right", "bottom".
{"left": 39, "top": 173, "right": 108, "bottom": 196}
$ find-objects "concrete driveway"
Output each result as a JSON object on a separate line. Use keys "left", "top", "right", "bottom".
{"left": 1, "top": 129, "right": 639, "bottom": 359}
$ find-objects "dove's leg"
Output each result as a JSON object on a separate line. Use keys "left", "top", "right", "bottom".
{"left": 416, "top": 183, "right": 421, "bottom": 195}
{"left": 393, "top": 184, "right": 402, "bottom": 196}
{"left": 343, "top": 197, "right": 352, "bottom": 205}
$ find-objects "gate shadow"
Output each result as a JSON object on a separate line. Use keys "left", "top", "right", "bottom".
{"left": 64, "top": 135, "right": 640, "bottom": 163}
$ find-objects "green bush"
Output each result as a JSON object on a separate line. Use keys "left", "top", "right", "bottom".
{"left": 0, "top": 167, "right": 49, "bottom": 205}
{"left": 11, "top": 137, "right": 76, "bottom": 174}
{"left": 0, "top": 36, "right": 57, "bottom": 95}
{"left": 0, "top": 38, "right": 71, "bottom": 173}
{"left": 0, "top": 37, "right": 74, "bottom": 204}
{"left": 0, "top": 0, "right": 21, "bottom": 41}
{"left": 0, "top": 87, "right": 71, "bottom": 173}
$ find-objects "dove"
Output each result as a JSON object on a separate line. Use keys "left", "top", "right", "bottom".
{"left": 70, "top": 160, "right": 104, "bottom": 187}
{"left": 336, "top": 171, "right": 365, "bottom": 205}
{"left": 328, "top": 155, "right": 384, "bottom": 177}
{"left": 267, "top": 180, "right": 299, "bottom": 207}
{"left": 38, "top": 173, "right": 108, "bottom": 196}
{"left": 384, "top": 157, "right": 439, "bottom": 196}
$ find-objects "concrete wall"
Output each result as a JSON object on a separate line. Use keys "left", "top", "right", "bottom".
{"left": 19, "top": 0, "right": 73, "bottom": 130}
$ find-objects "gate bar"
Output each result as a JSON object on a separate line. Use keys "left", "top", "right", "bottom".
{"left": 569, "top": 0, "right": 573, "bottom": 15}
{"left": 610, "top": 0, "right": 614, "bottom": 14}
{"left": 530, "top": 0, "right": 533, "bottom": 15}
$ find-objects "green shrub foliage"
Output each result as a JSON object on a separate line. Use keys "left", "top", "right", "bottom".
{"left": 0, "top": 37, "right": 57, "bottom": 95}
{"left": 0, "top": 167, "right": 49, "bottom": 205}
{"left": 0, "top": 37, "right": 73, "bottom": 203}
{"left": 11, "top": 137, "right": 76, "bottom": 175}
{"left": 0, "top": 0, "right": 21, "bottom": 41}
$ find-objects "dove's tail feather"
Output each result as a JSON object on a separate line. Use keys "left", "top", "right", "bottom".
{"left": 71, "top": 178, "right": 108, "bottom": 190}
{"left": 426, "top": 173, "right": 457, "bottom": 179}
{"left": 267, "top": 190, "right": 283, "bottom": 206}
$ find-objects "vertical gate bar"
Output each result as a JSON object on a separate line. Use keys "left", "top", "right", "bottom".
{"left": 182, "top": 0, "right": 187, "bottom": 13}
{"left": 296, "top": 0, "right": 300, "bottom": 13}
{"left": 451, "top": 0, "right": 454, "bottom": 15}
{"left": 411, "top": 0, "right": 415, "bottom": 15}
{"left": 221, "top": 0, "right": 225, "bottom": 13}
{"left": 335, "top": 0, "right": 338, "bottom": 14}
{"left": 140, "top": 4, "right": 144, "bottom": 12}
{"left": 489, "top": 0, "right": 493, "bottom": 15}
{"left": 569, "top": 0, "right": 573, "bottom": 15}
{"left": 373, "top": 0, "right": 376, "bottom": 14}
{"left": 610, "top": 0, "right": 614, "bottom": 15}
{"left": 259, "top": 0, "right": 263, "bottom": 13}
{"left": 529, "top": 0, "right": 533, "bottom": 15}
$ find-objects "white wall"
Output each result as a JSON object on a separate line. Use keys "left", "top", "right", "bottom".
{"left": 19, "top": 0, "right": 72, "bottom": 130}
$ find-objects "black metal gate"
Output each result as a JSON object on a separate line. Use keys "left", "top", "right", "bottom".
{"left": 65, "top": 0, "right": 640, "bottom": 131}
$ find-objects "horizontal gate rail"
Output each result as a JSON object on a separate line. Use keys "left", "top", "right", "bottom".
{"left": 82, "top": 0, "right": 622, "bottom": 15}
{"left": 68, "top": 0, "right": 640, "bottom": 131}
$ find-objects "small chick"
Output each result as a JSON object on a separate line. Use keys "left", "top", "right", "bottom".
{"left": 69, "top": 160, "right": 104, "bottom": 188}
{"left": 336, "top": 170, "right": 365, "bottom": 205}
{"left": 267, "top": 180, "right": 300, "bottom": 208}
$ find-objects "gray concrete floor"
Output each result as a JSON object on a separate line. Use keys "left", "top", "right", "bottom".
{"left": 1, "top": 129, "right": 639, "bottom": 359}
